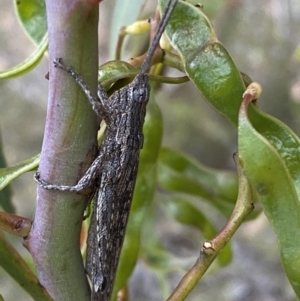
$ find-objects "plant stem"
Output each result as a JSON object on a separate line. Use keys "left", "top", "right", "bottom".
{"left": 24, "top": 1, "right": 100, "bottom": 299}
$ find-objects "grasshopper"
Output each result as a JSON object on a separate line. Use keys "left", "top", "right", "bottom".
{"left": 35, "top": 0, "right": 178, "bottom": 299}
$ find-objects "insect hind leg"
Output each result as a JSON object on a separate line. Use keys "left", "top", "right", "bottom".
{"left": 34, "top": 171, "right": 93, "bottom": 192}
{"left": 34, "top": 151, "right": 104, "bottom": 192}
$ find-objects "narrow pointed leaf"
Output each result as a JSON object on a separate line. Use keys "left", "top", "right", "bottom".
{"left": 0, "top": 133, "right": 14, "bottom": 213}
{"left": 0, "top": 34, "right": 47, "bottom": 79}
{"left": 159, "top": 147, "right": 238, "bottom": 202}
{"left": 0, "top": 154, "right": 39, "bottom": 191}
{"left": 0, "top": 230, "right": 53, "bottom": 301}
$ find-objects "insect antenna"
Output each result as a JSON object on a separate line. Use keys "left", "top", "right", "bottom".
{"left": 139, "top": 0, "right": 178, "bottom": 76}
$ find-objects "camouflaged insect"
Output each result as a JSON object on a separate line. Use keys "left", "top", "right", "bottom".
{"left": 35, "top": 0, "right": 178, "bottom": 299}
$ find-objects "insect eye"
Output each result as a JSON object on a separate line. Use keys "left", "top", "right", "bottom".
{"left": 132, "top": 86, "right": 148, "bottom": 102}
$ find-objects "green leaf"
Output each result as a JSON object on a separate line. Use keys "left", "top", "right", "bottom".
{"left": 140, "top": 214, "right": 184, "bottom": 299}
{"left": 0, "top": 230, "right": 53, "bottom": 301}
{"left": 238, "top": 98, "right": 300, "bottom": 297}
{"left": 248, "top": 106, "right": 300, "bottom": 201}
{"left": 98, "top": 60, "right": 188, "bottom": 92}
{"left": 98, "top": 60, "right": 137, "bottom": 88}
{"left": 0, "top": 154, "right": 40, "bottom": 191}
{"left": 144, "top": 242, "right": 179, "bottom": 272}
{"left": 0, "top": 133, "right": 14, "bottom": 213}
{"left": 158, "top": 162, "right": 213, "bottom": 199}
{"left": 0, "top": 0, "right": 48, "bottom": 78}
{"left": 157, "top": 148, "right": 239, "bottom": 218}
{"left": 159, "top": 0, "right": 245, "bottom": 126}
{"left": 14, "top": 0, "right": 47, "bottom": 45}
{"left": 163, "top": 197, "right": 215, "bottom": 235}
{"left": 144, "top": 243, "right": 180, "bottom": 299}
{"left": 158, "top": 147, "right": 238, "bottom": 202}
{"left": 0, "top": 34, "right": 48, "bottom": 79}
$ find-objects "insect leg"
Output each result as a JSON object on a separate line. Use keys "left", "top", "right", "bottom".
{"left": 54, "top": 58, "right": 109, "bottom": 119}
{"left": 34, "top": 151, "right": 105, "bottom": 192}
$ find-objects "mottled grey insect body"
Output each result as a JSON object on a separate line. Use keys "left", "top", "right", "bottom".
{"left": 85, "top": 74, "right": 150, "bottom": 300}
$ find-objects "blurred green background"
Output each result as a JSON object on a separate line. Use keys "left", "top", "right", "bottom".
{"left": 0, "top": 0, "right": 300, "bottom": 300}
